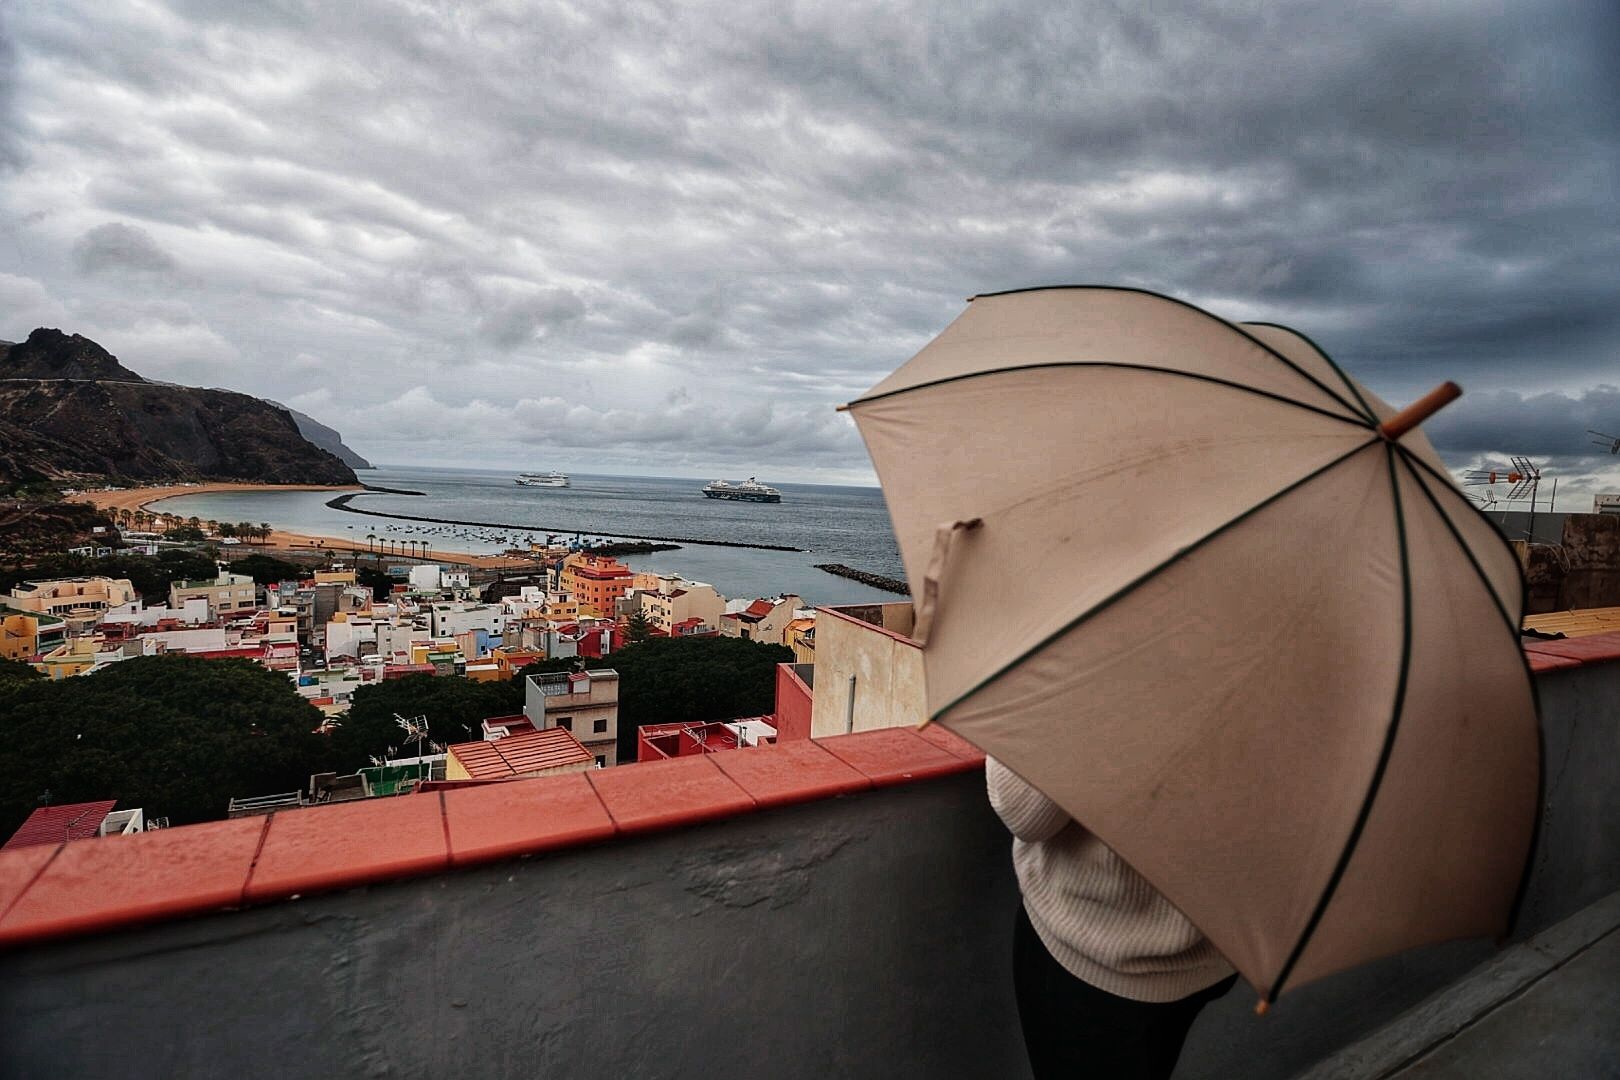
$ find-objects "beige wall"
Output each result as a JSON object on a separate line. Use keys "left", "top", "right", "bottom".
{"left": 526, "top": 672, "right": 620, "bottom": 765}
{"left": 640, "top": 581, "right": 725, "bottom": 633}
{"left": 10, "top": 577, "right": 138, "bottom": 616}
{"left": 809, "top": 606, "right": 926, "bottom": 738}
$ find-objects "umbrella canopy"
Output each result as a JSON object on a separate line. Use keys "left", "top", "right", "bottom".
{"left": 844, "top": 286, "right": 1539, "bottom": 1004}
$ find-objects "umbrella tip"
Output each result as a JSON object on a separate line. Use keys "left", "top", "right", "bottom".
{"left": 1254, "top": 998, "right": 1271, "bottom": 1017}
{"left": 1378, "top": 381, "right": 1462, "bottom": 442}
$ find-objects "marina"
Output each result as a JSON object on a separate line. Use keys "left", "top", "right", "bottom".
{"left": 145, "top": 464, "right": 904, "bottom": 606}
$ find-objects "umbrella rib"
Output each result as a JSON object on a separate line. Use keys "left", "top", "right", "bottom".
{"left": 1269, "top": 442, "right": 1415, "bottom": 1002}
{"left": 969, "top": 284, "right": 1371, "bottom": 421}
{"left": 1394, "top": 449, "right": 1518, "bottom": 636}
{"left": 1397, "top": 447, "right": 1547, "bottom": 942}
{"left": 848, "top": 361, "right": 1374, "bottom": 430}
{"left": 929, "top": 437, "right": 1383, "bottom": 723}
{"left": 1242, "top": 320, "right": 1379, "bottom": 425}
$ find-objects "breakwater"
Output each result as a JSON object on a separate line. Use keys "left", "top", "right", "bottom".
{"left": 325, "top": 492, "right": 806, "bottom": 552}
{"left": 814, "top": 563, "right": 910, "bottom": 595}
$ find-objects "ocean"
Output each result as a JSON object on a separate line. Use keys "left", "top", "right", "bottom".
{"left": 148, "top": 465, "right": 907, "bottom": 607}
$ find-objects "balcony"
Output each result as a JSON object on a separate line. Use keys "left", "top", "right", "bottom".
{"left": 1, "top": 639, "right": 1617, "bottom": 1077}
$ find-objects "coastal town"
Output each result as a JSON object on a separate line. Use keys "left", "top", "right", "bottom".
{"left": 0, "top": 489, "right": 935, "bottom": 824}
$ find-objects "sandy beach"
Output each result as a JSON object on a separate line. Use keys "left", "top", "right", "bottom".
{"left": 72, "top": 482, "right": 540, "bottom": 570}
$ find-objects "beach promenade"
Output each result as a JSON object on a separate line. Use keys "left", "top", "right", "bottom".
{"left": 72, "top": 483, "right": 539, "bottom": 570}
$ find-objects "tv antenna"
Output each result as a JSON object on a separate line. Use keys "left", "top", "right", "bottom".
{"left": 1464, "top": 456, "right": 1546, "bottom": 540}
{"left": 1589, "top": 429, "right": 1620, "bottom": 454}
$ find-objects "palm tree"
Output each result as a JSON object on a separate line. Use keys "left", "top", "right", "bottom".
{"left": 367, "top": 533, "right": 376, "bottom": 554}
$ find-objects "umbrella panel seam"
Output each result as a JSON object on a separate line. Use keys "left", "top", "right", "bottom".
{"left": 1268, "top": 442, "right": 1415, "bottom": 1001}
{"left": 1241, "top": 319, "right": 1378, "bottom": 425}
{"left": 965, "top": 284, "right": 1372, "bottom": 422}
{"left": 848, "top": 361, "right": 1375, "bottom": 431}
{"left": 929, "top": 437, "right": 1383, "bottom": 724}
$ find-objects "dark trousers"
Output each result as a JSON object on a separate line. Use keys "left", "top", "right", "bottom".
{"left": 1013, "top": 905, "right": 1237, "bottom": 1080}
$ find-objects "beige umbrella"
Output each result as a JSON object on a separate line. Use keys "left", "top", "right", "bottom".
{"left": 842, "top": 286, "right": 1539, "bottom": 1006}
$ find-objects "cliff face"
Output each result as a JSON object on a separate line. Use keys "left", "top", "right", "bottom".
{"left": 280, "top": 405, "right": 374, "bottom": 469}
{"left": 0, "top": 329, "right": 358, "bottom": 486}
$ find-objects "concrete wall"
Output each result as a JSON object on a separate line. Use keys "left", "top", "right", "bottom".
{"left": 0, "top": 778, "right": 1026, "bottom": 1080}
{"left": 810, "top": 607, "right": 926, "bottom": 737}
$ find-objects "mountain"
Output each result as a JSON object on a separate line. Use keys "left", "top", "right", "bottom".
{"left": 0, "top": 328, "right": 358, "bottom": 486}
{"left": 277, "top": 405, "right": 374, "bottom": 470}
{"left": 0, "top": 328, "right": 146, "bottom": 382}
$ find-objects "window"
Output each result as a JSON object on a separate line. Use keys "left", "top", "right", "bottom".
{"left": 593, "top": 718, "right": 607, "bottom": 734}
{"left": 594, "top": 755, "right": 606, "bottom": 768}
{"left": 555, "top": 716, "right": 573, "bottom": 731}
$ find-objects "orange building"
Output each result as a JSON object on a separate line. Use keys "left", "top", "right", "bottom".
{"left": 558, "top": 554, "right": 635, "bottom": 617}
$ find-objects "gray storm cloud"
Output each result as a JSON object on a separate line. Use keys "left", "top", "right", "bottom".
{"left": 0, "top": 0, "right": 1616, "bottom": 482}
{"left": 72, "top": 223, "right": 178, "bottom": 276}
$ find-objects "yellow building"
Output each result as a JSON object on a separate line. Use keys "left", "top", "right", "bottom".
{"left": 638, "top": 576, "right": 725, "bottom": 635}
{"left": 2, "top": 607, "right": 67, "bottom": 661}
{"left": 8, "top": 577, "right": 138, "bottom": 632}
{"left": 34, "top": 637, "right": 104, "bottom": 679}
{"left": 785, "top": 617, "right": 816, "bottom": 664}
{"left": 313, "top": 568, "right": 358, "bottom": 585}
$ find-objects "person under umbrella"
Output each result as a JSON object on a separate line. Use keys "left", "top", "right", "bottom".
{"left": 842, "top": 286, "right": 1537, "bottom": 1079}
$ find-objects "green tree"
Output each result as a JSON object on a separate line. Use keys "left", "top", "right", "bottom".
{"left": 623, "top": 609, "right": 653, "bottom": 643}
{"left": 0, "top": 656, "right": 331, "bottom": 835}
{"left": 515, "top": 637, "right": 791, "bottom": 763}
{"left": 0, "top": 656, "right": 43, "bottom": 687}
{"left": 355, "top": 565, "right": 394, "bottom": 601}
{"left": 332, "top": 675, "right": 525, "bottom": 773}
{"left": 230, "top": 553, "right": 305, "bottom": 584}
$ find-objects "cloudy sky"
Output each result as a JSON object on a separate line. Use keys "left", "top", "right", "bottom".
{"left": 1, "top": 1, "right": 1617, "bottom": 496}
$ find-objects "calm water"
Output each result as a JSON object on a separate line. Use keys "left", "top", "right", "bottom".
{"left": 150, "top": 466, "right": 906, "bottom": 607}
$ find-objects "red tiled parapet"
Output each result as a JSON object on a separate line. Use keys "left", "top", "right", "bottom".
{"left": 711, "top": 739, "right": 872, "bottom": 810}
{"left": 818, "top": 728, "right": 978, "bottom": 787}
{"left": 444, "top": 772, "right": 615, "bottom": 867}
{"left": 1522, "top": 629, "right": 1620, "bottom": 668}
{"left": 0, "top": 818, "right": 265, "bottom": 946}
{"left": 589, "top": 755, "right": 755, "bottom": 834}
{"left": 244, "top": 793, "right": 449, "bottom": 904}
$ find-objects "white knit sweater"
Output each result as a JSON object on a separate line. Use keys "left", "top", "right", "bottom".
{"left": 987, "top": 756, "right": 1235, "bottom": 1003}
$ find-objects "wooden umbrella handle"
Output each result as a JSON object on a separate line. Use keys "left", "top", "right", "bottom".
{"left": 1378, "top": 382, "right": 1461, "bottom": 441}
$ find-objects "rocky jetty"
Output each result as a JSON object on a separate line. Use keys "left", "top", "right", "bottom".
{"left": 813, "top": 563, "right": 911, "bottom": 595}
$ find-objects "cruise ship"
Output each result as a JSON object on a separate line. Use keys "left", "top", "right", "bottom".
{"left": 702, "top": 477, "right": 781, "bottom": 502}
{"left": 515, "top": 471, "right": 570, "bottom": 488}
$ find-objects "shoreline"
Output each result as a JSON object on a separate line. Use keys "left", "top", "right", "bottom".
{"left": 71, "top": 483, "right": 541, "bottom": 570}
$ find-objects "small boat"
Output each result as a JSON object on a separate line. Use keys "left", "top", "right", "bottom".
{"left": 516, "top": 471, "right": 570, "bottom": 488}
{"left": 702, "top": 477, "right": 781, "bottom": 503}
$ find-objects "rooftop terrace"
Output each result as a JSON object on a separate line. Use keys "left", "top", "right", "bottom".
{"left": 1, "top": 634, "right": 1616, "bottom": 1077}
